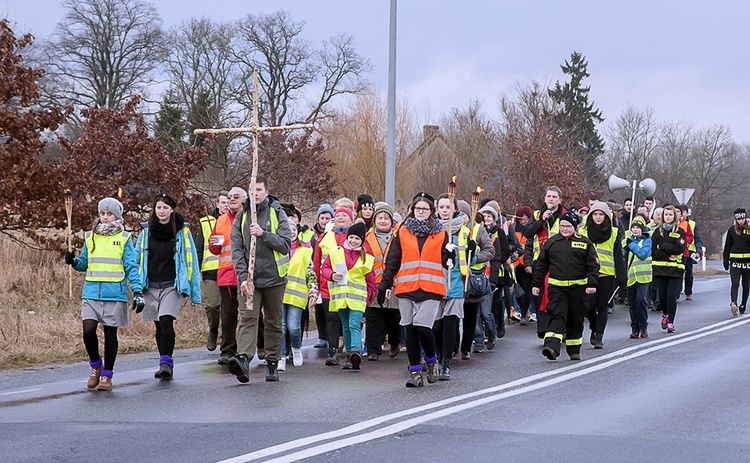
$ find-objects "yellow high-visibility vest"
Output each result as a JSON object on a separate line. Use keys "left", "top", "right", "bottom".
{"left": 84, "top": 231, "right": 130, "bottom": 282}
{"left": 580, "top": 226, "right": 619, "bottom": 277}
{"left": 283, "top": 244, "right": 314, "bottom": 309}
{"left": 241, "top": 207, "right": 290, "bottom": 277}
{"left": 328, "top": 247, "right": 374, "bottom": 313}
{"left": 199, "top": 216, "right": 219, "bottom": 272}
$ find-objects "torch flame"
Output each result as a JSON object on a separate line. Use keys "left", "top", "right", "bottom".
{"left": 451, "top": 176, "right": 457, "bottom": 183}
{"left": 475, "top": 186, "right": 483, "bottom": 194}
{"left": 117, "top": 187, "right": 125, "bottom": 198}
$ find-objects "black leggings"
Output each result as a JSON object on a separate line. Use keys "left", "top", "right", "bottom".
{"left": 730, "top": 265, "right": 750, "bottom": 308}
{"left": 654, "top": 276, "right": 681, "bottom": 324}
{"left": 433, "top": 315, "right": 459, "bottom": 362}
{"left": 154, "top": 315, "right": 176, "bottom": 357}
{"left": 461, "top": 300, "right": 480, "bottom": 354}
{"left": 405, "top": 324, "right": 437, "bottom": 367}
{"left": 82, "top": 320, "right": 118, "bottom": 371}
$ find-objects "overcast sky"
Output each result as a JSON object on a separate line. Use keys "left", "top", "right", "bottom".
{"left": 4, "top": 0, "right": 750, "bottom": 144}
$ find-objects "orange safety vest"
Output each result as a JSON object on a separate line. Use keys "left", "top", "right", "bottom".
{"left": 514, "top": 230, "right": 527, "bottom": 268}
{"left": 365, "top": 230, "right": 392, "bottom": 284}
{"left": 214, "top": 213, "right": 237, "bottom": 287}
{"left": 393, "top": 228, "right": 447, "bottom": 297}
{"left": 678, "top": 220, "right": 693, "bottom": 257}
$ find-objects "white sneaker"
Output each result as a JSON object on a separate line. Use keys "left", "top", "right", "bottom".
{"left": 291, "top": 347, "right": 303, "bottom": 367}
{"left": 731, "top": 302, "right": 739, "bottom": 317}
{"left": 278, "top": 357, "right": 286, "bottom": 371}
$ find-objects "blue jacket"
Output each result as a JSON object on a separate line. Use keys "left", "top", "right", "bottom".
{"left": 72, "top": 234, "right": 143, "bottom": 302}
{"left": 444, "top": 228, "right": 478, "bottom": 300}
{"left": 134, "top": 223, "right": 202, "bottom": 304}
{"left": 624, "top": 233, "right": 652, "bottom": 262}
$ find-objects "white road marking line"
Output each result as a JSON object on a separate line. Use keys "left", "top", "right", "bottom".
{"left": 0, "top": 388, "right": 42, "bottom": 396}
{"left": 218, "top": 316, "right": 750, "bottom": 463}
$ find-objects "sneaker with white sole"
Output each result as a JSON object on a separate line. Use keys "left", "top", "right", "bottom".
{"left": 528, "top": 313, "right": 537, "bottom": 323}
{"left": 291, "top": 347, "right": 303, "bottom": 366}
{"left": 731, "top": 302, "right": 739, "bottom": 317}
{"left": 661, "top": 314, "right": 669, "bottom": 330}
{"left": 278, "top": 357, "right": 286, "bottom": 371}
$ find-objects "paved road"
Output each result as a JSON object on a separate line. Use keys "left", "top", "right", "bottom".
{"left": 1, "top": 270, "right": 748, "bottom": 463}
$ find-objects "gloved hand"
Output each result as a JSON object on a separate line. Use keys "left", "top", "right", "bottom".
{"left": 132, "top": 292, "right": 146, "bottom": 313}
{"left": 467, "top": 240, "right": 477, "bottom": 254}
{"left": 510, "top": 251, "right": 520, "bottom": 263}
{"left": 446, "top": 258, "right": 454, "bottom": 269}
{"left": 64, "top": 251, "right": 76, "bottom": 266}
{"left": 724, "top": 260, "right": 730, "bottom": 271}
{"left": 445, "top": 242, "right": 457, "bottom": 254}
{"left": 626, "top": 237, "right": 634, "bottom": 246}
{"left": 376, "top": 289, "right": 386, "bottom": 308}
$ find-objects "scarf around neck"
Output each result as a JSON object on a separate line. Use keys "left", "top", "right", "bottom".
{"left": 439, "top": 216, "right": 465, "bottom": 235}
{"left": 403, "top": 217, "right": 443, "bottom": 238}
{"left": 95, "top": 219, "right": 124, "bottom": 237}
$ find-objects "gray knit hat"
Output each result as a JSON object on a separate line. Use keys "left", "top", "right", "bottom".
{"left": 478, "top": 204, "right": 498, "bottom": 221}
{"left": 317, "top": 203, "right": 335, "bottom": 218}
{"left": 373, "top": 201, "right": 394, "bottom": 220}
{"left": 457, "top": 200, "right": 471, "bottom": 220}
{"left": 98, "top": 197, "right": 123, "bottom": 219}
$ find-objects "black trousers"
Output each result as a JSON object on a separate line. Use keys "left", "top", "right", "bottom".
{"left": 543, "top": 285, "right": 586, "bottom": 355}
{"left": 461, "top": 300, "right": 480, "bottom": 354}
{"left": 730, "top": 264, "right": 750, "bottom": 308}
{"left": 654, "top": 275, "right": 681, "bottom": 324}
{"left": 365, "top": 306, "right": 402, "bottom": 355}
{"left": 218, "top": 285, "right": 239, "bottom": 357}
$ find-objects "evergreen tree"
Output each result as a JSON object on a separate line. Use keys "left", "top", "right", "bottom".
{"left": 548, "top": 52, "right": 605, "bottom": 187}
{"left": 154, "top": 90, "right": 186, "bottom": 153}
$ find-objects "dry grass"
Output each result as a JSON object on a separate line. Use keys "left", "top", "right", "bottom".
{"left": 0, "top": 236, "right": 206, "bottom": 370}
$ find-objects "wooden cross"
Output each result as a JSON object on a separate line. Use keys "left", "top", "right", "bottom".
{"left": 194, "top": 68, "right": 313, "bottom": 310}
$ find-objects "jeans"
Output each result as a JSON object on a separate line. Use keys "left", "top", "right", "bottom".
{"left": 281, "top": 304, "right": 303, "bottom": 356}
{"left": 627, "top": 283, "right": 649, "bottom": 332}
{"left": 338, "top": 308, "right": 364, "bottom": 353}
{"left": 474, "top": 292, "right": 497, "bottom": 345}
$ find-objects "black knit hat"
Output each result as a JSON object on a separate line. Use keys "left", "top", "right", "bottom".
{"left": 347, "top": 222, "right": 367, "bottom": 241}
{"left": 560, "top": 211, "right": 581, "bottom": 229}
{"left": 412, "top": 192, "right": 434, "bottom": 204}
{"left": 155, "top": 193, "right": 177, "bottom": 209}
{"left": 735, "top": 208, "right": 746, "bottom": 220}
{"left": 356, "top": 194, "right": 374, "bottom": 211}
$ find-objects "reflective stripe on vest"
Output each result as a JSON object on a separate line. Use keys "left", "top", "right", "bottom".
{"left": 469, "top": 223, "right": 485, "bottom": 271}
{"left": 328, "top": 247, "right": 374, "bottom": 312}
{"left": 730, "top": 253, "right": 750, "bottom": 259}
{"left": 624, "top": 237, "right": 652, "bottom": 285}
{"left": 393, "top": 228, "right": 447, "bottom": 297}
{"left": 214, "top": 214, "right": 234, "bottom": 271}
{"left": 456, "top": 225, "right": 470, "bottom": 277}
{"left": 241, "top": 207, "right": 290, "bottom": 277}
{"left": 365, "top": 231, "right": 386, "bottom": 282}
{"left": 199, "top": 216, "right": 219, "bottom": 272}
{"left": 581, "top": 226, "right": 618, "bottom": 277}
{"left": 84, "top": 230, "right": 130, "bottom": 282}
{"left": 298, "top": 229, "right": 314, "bottom": 245}
{"left": 532, "top": 210, "right": 560, "bottom": 260}
{"left": 283, "top": 244, "right": 313, "bottom": 308}
{"left": 547, "top": 277, "right": 587, "bottom": 287}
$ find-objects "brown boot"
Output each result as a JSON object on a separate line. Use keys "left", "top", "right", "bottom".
{"left": 96, "top": 376, "right": 113, "bottom": 391}
{"left": 87, "top": 365, "right": 102, "bottom": 389}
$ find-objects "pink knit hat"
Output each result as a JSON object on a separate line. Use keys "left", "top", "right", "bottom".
{"left": 334, "top": 207, "right": 354, "bottom": 222}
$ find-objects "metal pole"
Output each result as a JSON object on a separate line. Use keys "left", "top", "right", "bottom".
{"left": 385, "top": 0, "right": 397, "bottom": 206}
{"left": 629, "top": 180, "right": 637, "bottom": 230}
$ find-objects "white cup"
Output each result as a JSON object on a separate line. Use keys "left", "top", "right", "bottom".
{"left": 214, "top": 235, "right": 225, "bottom": 245}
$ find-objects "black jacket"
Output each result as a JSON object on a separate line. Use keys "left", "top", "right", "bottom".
{"left": 532, "top": 233, "right": 600, "bottom": 289}
{"left": 723, "top": 225, "right": 750, "bottom": 265}
{"left": 651, "top": 226, "right": 687, "bottom": 278}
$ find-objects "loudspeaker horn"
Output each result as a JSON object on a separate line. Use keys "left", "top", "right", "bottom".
{"left": 607, "top": 174, "right": 631, "bottom": 192}
{"left": 638, "top": 178, "right": 657, "bottom": 197}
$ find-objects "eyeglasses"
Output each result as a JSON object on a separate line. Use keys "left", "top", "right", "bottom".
{"left": 228, "top": 194, "right": 243, "bottom": 199}
{"left": 559, "top": 224, "right": 574, "bottom": 229}
{"left": 413, "top": 207, "right": 431, "bottom": 212}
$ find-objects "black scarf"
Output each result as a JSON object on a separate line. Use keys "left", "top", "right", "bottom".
{"left": 151, "top": 212, "right": 185, "bottom": 241}
{"left": 586, "top": 224, "right": 611, "bottom": 244}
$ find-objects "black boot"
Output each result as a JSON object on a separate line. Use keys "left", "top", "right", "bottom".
{"left": 265, "top": 361, "right": 279, "bottom": 382}
{"left": 593, "top": 333, "right": 604, "bottom": 349}
{"left": 227, "top": 354, "right": 250, "bottom": 383}
{"left": 206, "top": 330, "right": 218, "bottom": 352}
{"left": 438, "top": 359, "right": 451, "bottom": 381}
{"left": 425, "top": 362, "right": 438, "bottom": 384}
{"left": 325, "top": 348, "right": 339, "bottom": 366}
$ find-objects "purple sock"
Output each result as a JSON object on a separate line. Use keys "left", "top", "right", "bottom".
{"left": 424, "top": 353, "right": 438, "bottom": 364}
{"left": 89, "top": 358, "right": 103, "bottom": 370}
{"left": 408, "top": 364, "right": 423, "bottom": 372}
{"left": 101, "top": 369, "right": 113, "bottom": 378}
{"left": 159, "top": 355, "right": 174, "bottom": 368}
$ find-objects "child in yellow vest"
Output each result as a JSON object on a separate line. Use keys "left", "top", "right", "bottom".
{"left": 322, "top": 222, "right": 376, "bottom": 370}
{"left": 64, "top": 198, "right": 143, "bottom": 391}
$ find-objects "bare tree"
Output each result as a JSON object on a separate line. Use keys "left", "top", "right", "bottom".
{"left": 37, "top": 0, "right": 165, "bottom": 109}
{"left": 232, "top": 10, "right": 371, "bottom": 127}
{"left": 602, "top": 104, "right": 659, "bottom": 182}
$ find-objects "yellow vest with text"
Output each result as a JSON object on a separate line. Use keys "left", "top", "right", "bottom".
{"left": 328, "top": 247, "right": 374, "bottom": 313}
{"left": 469, "top": 223, "right": 485, "bottom": 271}
{"left": 241, "top": 207, "right": 290, "bottom": 277}
{"left": 199, "top": 215, "right": 219, "bottom": 272}
{"left": 84, "top": 231, "right": 130, "bottom": 282}
{"left": 283, "top": 244, "right": 314, "bottom": 309}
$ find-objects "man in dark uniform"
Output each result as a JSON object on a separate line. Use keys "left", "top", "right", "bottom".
{"left": 531, "top": 212, "right": 599, "bottom": 361}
